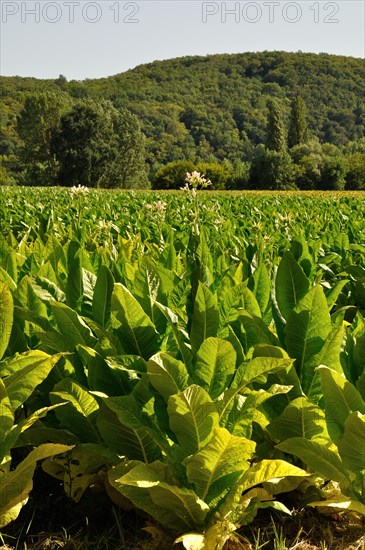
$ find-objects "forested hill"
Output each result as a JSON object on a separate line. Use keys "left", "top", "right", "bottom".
{"left": 1, "top": 51, "right": 365, "bottom": 176}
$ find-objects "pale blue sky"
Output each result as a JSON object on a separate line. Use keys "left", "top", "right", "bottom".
{"left": 1, "top": 0, "right": 364, "bottom": 79}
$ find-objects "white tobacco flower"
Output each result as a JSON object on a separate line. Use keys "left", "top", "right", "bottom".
{"left": 154, "top": 200, "right": 167, "bottom": 212}
{"left": 184, "top": 171, "right": 212, "bottom": 190}
{"left": 146, "top": 200, "right": 167, "bottom": 212}
{"left": 70, "top": 185, "right": 89, "bottom": 196}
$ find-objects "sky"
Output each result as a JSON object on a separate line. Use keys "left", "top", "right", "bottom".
{"left": 1, "top": 0, "right": 364, "bottom": 80}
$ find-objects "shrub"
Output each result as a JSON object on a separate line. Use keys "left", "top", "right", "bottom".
{"left": 345, "top": 152, "right": 365, "bottom": 190}
{"left": 250, "top": 146, "right": 297, "bottom": 190}
{"left": 195, "top": 162, "right": 231, "bottom": 190}
{"left": 152, "top": 160, "right": 195, "bottom": 189}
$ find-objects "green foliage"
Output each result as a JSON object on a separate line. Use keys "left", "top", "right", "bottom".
{"left": 250, "top": 147, "right": 296, "bottom": 190}
{"left": 290, "top": 140, "right": 349, "bottom": 190}
{"left": 288, "top": 96, "right": 309, "bottom": 148}
{"left": 101, "top": 106, "right": 148, "bottom": 189}
{"left": 0, "top": 348, "right": 73, "bottom": 526}
{"left": 152, "top": 160, "right": 195, "bottom": 189}
{"left": 1, "top": 187, "right": 365, "bottom": 545}
{"left": 195, "top": 162, "right": 233, "bottom": 190}
{"left": 0, "top": 282, "right": 13, "bottom": 360}
{"left": 290, "top": 140, "right": 324, "bottom": 189}
{"left": 277, "top": 367, "right": 365, "bottom": 516}
{"left": 1, "top": 52, "right": 364, "bottom": 187}
{"left": 266, "top": 99, "right": 286, "bottom": 152}
{"left": 51, "top": 99, "right": 147, "bottom": 188}
{"left": 7, "top": 96, "right": 148, "bottom": 188}
{"left": 16, "top": 92, "right": 71, "bottom": 185}
{"left": 320, "top": 153, "right": 348, "bottom": 190}
{"left": 345, "top": 152, "right": 365, "bottom": 190}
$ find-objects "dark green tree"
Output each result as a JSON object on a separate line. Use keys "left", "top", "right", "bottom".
{"left": 290, "top": 140, "right": 323, "bottom": 189}
{"left": 100, "top": 107, "right": 148, "bottom": 188}
{"left": 266, "top": 99, "right": 286, "bottom": 152}
{"left": 52, "top": 100, "right": 147, "bottom": 188}
{"left": 16, "top": 92, "right": 71, "bottom": 185}
{"left": 343, "top": 139, "right": 365, "bottom": 190}
{"left": 250, "top": 145, "right": 296, "bottom": 190}
{"left": 290, "top": 141, "right": 349, "bottom": 190}
{"left": 345, "top": 153, "right": 365, "bottom": 189}
{"left": 288, "top": 96, "right": 309, "bottom": 148}
{"left": 320, "top": 154, "right": 348, "bottom": 190}
{"left": 51, "top": 100, "right": 112, "bottom": 187}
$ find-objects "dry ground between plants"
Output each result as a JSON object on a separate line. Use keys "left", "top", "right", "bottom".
{"left": 1, "top": 479, "right": 364, "bottom": 550}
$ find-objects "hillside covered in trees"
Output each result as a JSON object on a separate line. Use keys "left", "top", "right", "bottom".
{"left": 1, "top": 51, "right": 364, "bottom": 189}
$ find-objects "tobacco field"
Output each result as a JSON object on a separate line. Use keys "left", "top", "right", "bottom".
{"left": 1, "top": 187, "right": 365, "bottom": 549}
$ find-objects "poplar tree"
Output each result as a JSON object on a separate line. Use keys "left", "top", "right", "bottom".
{"left": 288, "top": 96, "right": 309, "bottom": 148}
{"left": 266, "top": 99, "right": 286, "bottom": 152}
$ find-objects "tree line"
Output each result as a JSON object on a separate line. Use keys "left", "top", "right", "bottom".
{"left": 9, "top": 94, "right": 147, "bottom": 188}
{"left": 153, "top": 97, "right": 365, "bottom": 191}
{"left": 0, "top": 51, "right": 364, "bottom": 189}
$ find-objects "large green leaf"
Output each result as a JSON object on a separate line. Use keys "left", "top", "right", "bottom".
{"left": 239, "top": 287, "right": 262, "bottom": 318}
{"left": 13, "top": 305, "right": 51, "bottom": 333}
{"left": 232, "top": 357, "right": 294, "bottom": 388}
{"left": 190, "top": 282, "right": 219, "bottom": 354}
{"left": 31, "top": 273, "right": 65, "bottom": 303}
{"left": 92, "top": 265, "right": 114, "bottom": 327}
{"left": 237, "top": 312, "right": 279, "bottom": 349}
{"left": 290, "top": 234, "right": 314, "bottom": 278}
{"left": 77, "top": 344, "right": 118, "bottom": 395}
{"left": 0, "top": 282, "right": 13, "bottom": 360}
{"left": 268, "top": 397, "right": 329, "bottom": 444}
{"left": 0, "top": 266, "right": 16, "bottom": 292}
{"left": 275, "top": 251, "right": 310, "bottom": 322}
{"left": 66, "top": 240, "right": 83, "bottom": 309}
{"left": 239, "top": 459, "right": 309, "bottom": 494}
{"left": 185, "top": 427, "right": 255, "bottom": 505}
{"left": 326, "top": 279, "right": 350, "bottom": 310}
{"left": 133, "top": 258, "right": 177, "bottom": 333}
{"left": 250, "top": 262, "right": 271, "bottom": 322}
{"left": 111, "top": 283, "right": 159, "bottom": 359}
{"left": 309, "top": 499, "right": 365, "bottom": 516}
{"left": 42, "top": 443, "right": 118, "bottom": 502}
{"left": 168, "top": 385, "right": 219, "bottom": 455}
{"left": 155, "top": 302, "right": 193, "bottom": 372}
{"left": 218, "top": 282, "right": 247, "bottom": 327}
{"left": 276, "top": 438, "right": 349, "bottom": 488}
{"left": 50, "top": 378, "right": 100, "bottom": 443}
{"left": 50, "top": 302, "right": 97, "bottom": 350}
{"left": 0, "top": 379, "right": 13, "bottom": 448}
{"left": 194, "top": 338, "right": 236, "bottom": 399}
{"left": 303, "top": 324, "right": 345, "bottom": 401}
{"left": 286, "top": 285, "right": 332, "bottom": 372}
{"left": 147, "top": 352, "right": 190, "bottom": 402}
{"left": 109, "top": 460, "right": 209, "bottom": 531}
{"left": 218, "top": 357, "right": 293, "bottom": 428}
{"left": 2, "top": 350, "right": 61, "bottom": 411}
{"left": 0, "top": 444, "right": 73, "bottom": 528}
{"left": 97, "top": 394, "right": 164, "bottom": 461}
{"left": 218, "top": 385, "right": 291, "bottom": 438}
{"left": 337, "top": 412, "right": 365, "bottom": 473}
{"left": 318, "top": 366, "right": 365, "bottom": 443}
{"left": 15, "top": 275, "right": 47, "bottom": 317}
{"left": 82, "top": 269, "right": 96, "bottom": 309}
{"left": 0, "top": 247, "right": 17, "bottom": 284}
{"left": 0, "top": 403, "right": 67, "bottom": 465}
